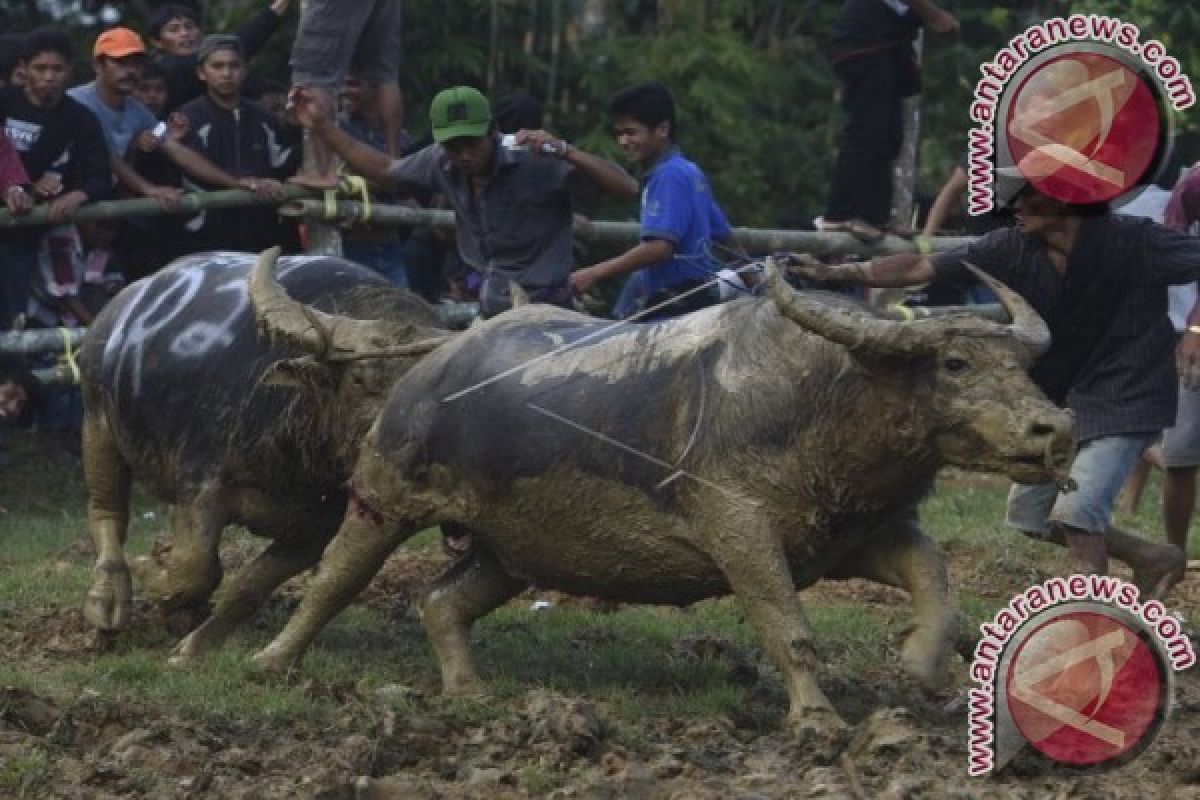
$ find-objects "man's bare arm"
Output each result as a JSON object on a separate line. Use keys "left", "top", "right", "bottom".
{"left": 514, "top": 129, "right": 638, "bottom": 199}
{"left": 111, "top": 156, "right": 182, "bottom": 210}
{"left": 308, "top": 115, "right": 395, "bottom": 185}
{"left": 572, "top": 239, "right": 675, "bottom": 292}
{"left": 376, "top": 82, "right": 405, "bottom": 158}
{"left": 563, "top": 147, "right": 638, "bottom": 199}
{"left": 791, "top": 253, "right": 935, "bottom": 288}
{"left": 160, "top": 139, "right": 242, "bottom": 188}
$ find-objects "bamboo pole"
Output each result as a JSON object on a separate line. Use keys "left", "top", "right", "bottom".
{"left": 0, "top": 190, "right": 976, "bottom": 255}
{"left": 0, "top": 186, "right": 314, "bottom": 230}
{"left": 278, "top": 198, "right": 974, "bottom": 256}
{"left": 0, "top": 328, "right": 86, "bottom": 355}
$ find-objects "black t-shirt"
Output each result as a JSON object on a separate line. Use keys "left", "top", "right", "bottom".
{"left": 831, "top": 0, "right": 921, "bottom": 50}
{"left": 0, "top": 85, "right": 112, "bottom": 242}
{"left": 2, "top": 87, "right": 111, "bottom": 200}
{"left": 933, "top": 216, "right": 1200, "bottom": 442}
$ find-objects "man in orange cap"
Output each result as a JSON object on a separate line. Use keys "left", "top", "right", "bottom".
{"left": 69, "top": 27, "right": 181, "bottom": 209}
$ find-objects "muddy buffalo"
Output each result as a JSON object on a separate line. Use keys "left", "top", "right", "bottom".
{"left": 79, "top": 250, "right": 452, "bottom": 658}
{"left": 249, "top": 254, "right": 1074, "bottom": 739}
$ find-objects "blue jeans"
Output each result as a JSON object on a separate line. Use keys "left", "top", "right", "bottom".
{"left": 1006, "top": 433, "right": 1156, "bottom": 536}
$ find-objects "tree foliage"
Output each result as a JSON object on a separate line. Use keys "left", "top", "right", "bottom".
{"left": 8, "top": 0, "right": 1199, "bottom": 229}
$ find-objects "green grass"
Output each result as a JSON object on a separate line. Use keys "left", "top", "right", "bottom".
{"left": 0, "top": 747, "right": 51, "bottom": 798}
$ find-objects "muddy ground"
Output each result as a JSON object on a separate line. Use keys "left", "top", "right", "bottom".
{"left": 2, "top": 536, "right": 1198, "bottom": 800}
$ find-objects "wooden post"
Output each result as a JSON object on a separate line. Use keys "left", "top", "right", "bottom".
{"left": 299, "top": 0, "right": 342, "bottom": 256}
{"left": 890, "top": 31, "right": 923, "bottom": 233}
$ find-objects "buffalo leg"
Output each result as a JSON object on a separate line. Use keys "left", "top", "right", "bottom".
{"left": 702, "top": 510, "right": 845, "bottom": 737}
{"left": 830, "top": 520, "right": 957, "bottom": 691}
{"left": 132, "top": 487, "right": 225, "bottom": 611}
{"left": 82, "top": 413, "right": 134, "bottom": 630}
{"left": 252, "top": 511, "right": 409, "bottom": 672}
{"left": 419, "top": 546, "right": 527, "bottom": 695}
{"left": 170, "top": 534, "right": 329, "bottom": 665}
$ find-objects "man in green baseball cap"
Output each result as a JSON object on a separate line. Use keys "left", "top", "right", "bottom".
{"left": 289, "top": 84, "right": 638, "bottom": 316}
{"left": 429, "top": 86, "right": 491, "bottom": 142}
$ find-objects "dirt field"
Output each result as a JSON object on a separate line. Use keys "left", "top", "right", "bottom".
{"left": 1, "top": 432, "right": 1197, "bottom": 799}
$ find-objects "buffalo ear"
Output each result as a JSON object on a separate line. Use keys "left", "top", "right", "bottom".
{"left": 260, "top": 356, "right": 335, "bottom": 390}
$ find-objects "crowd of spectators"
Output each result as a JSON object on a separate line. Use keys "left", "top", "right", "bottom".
{"left": 0, "top": 3, "right": 746, "bottom": 431}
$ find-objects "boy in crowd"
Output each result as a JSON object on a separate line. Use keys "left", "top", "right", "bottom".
{"left": 288, "top": 83, "right": 638, "bottom": 316}
{"left": 176, "top": 35, "right": 299, "bottom": 253}
{"left": 150, "top": 0, "right": 292, "bottom": 113}
{"left": 570, "top": 82, "right": 739, "bottom": 320}
{"left": 133, "top": 61, "right": 170, "bottom": 119}
{"left": 245, "top": 75, "right": 289, "bottom": 125}
{"left": 1, "top": 29, "right": 111, "bottom": 329}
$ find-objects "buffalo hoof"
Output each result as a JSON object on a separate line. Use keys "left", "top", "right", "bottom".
{"left": 129, "top": 556, "right": 170, "bottom": 601}
{"left": 899, "top": 612, "right": 959, "bottom": 693}
{"left": 129, "top": 556, "right": 221, "bottom": 613}
{"left": 167, "top": 625, "right": 216, "bottom": 667}
{"left": 250, "top": 644, "right": 295, "bottom": 675}
{"left": 84, "top": 562, "right": 133, "bottom": 631}
{"left": 788, "top": 707, "right": 851, "bottom": 761}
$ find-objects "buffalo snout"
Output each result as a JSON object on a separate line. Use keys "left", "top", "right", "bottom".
{"left": 1017, "top": 408, "right": 1076, "bottom": 475}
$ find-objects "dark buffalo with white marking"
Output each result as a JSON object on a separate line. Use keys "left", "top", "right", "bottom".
{"left": 248, "top": 252, "right": 1074, "bottom": 740}
{"left": 79, "top": 250, "right": 451, "bottom": 660}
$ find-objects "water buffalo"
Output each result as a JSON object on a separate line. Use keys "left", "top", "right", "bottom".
{"left": 79, "top": 250, "right": 452, "bottom": 658}
{"left": 249, "top": 254, "right": 1074, "bottom": 739}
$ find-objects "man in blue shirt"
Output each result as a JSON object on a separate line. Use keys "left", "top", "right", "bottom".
{"left": 569, "top": 81, "right": 737, "bottom": 319}
{"left": 68, "top": 27, "right": 182, "bottom": 210}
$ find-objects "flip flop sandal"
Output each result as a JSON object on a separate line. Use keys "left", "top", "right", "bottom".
{"left": 822, "top": 219, "right": 885, "bottom": 243}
